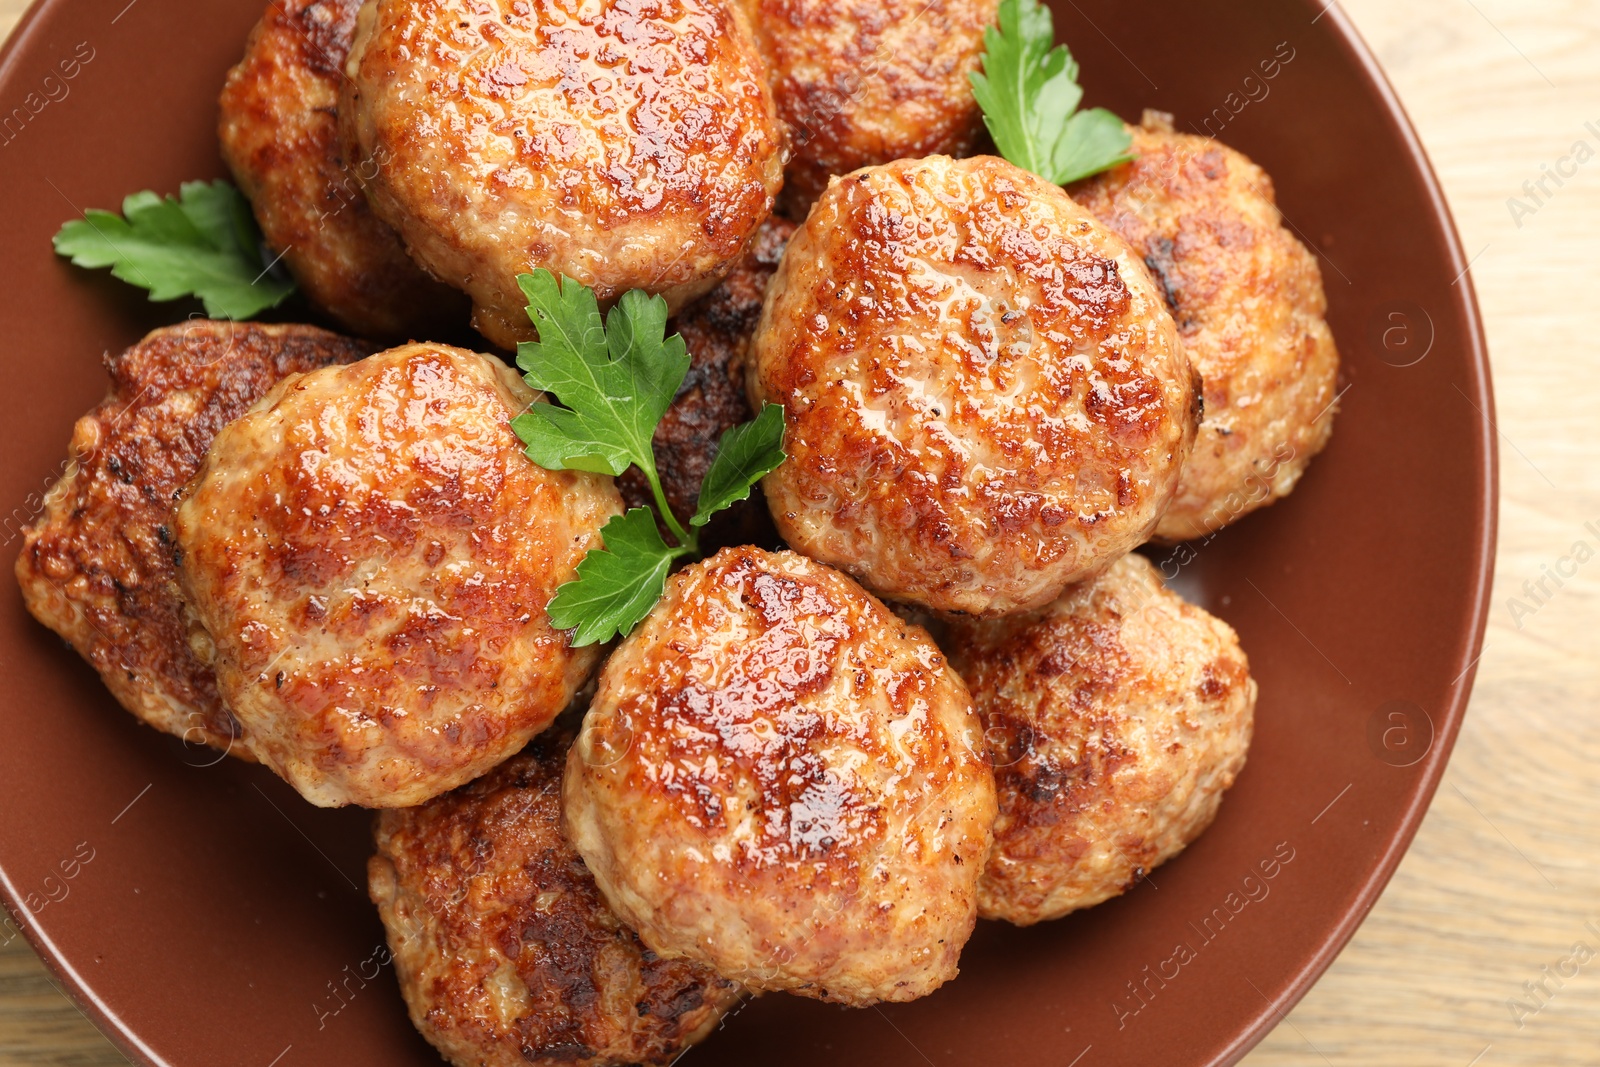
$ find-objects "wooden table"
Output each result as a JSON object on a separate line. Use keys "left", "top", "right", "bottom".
{"left": 2, "top": 0, "right": 1597, "bottom": 1064}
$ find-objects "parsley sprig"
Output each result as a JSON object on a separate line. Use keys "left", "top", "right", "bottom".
{"left": 513, "top": 270, "right": 786, "bottom": 646}
{"left": 969, "top": 0, "right": 1134, "bottom": 185}
{"left": 52, "top": 180, "right": 296, "bottom": 319}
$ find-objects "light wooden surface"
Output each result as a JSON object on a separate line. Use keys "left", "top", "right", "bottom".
{"left": 2, "top": 0, "right": 1598, "bottom": 1064}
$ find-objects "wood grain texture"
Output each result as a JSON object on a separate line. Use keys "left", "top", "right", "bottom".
{"left": 0, "top": 0, "right": 1596, "bottom": 1064}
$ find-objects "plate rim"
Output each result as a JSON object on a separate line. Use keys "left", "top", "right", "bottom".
{"left": 1210, "top": 3, "right": 1499, "bottom": 1061}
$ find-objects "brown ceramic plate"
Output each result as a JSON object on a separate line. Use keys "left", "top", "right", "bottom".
{"left": 0, "top": 0, "right": 1494, "bottom": 1063}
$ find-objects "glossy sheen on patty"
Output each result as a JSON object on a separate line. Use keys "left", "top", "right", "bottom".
{"left": 175, "top": 344, "right": 619, "bottom": 807}
{"left": 947, "top": 553, "right": 1256, "bottom": 925}
{"left": 15, "top": 321, "right": 370, "bottom": 756}
{"left": 749, "top": 155, "right": 1199, "bottom": 616}
{"left": 219, "top": 0, "right": 466, "bottom": 338}
{"left": 340, "top": 0, "right": 786, "bottom": 348}
{"left": 738, "top": 0, "right": 997, "bottom": 215}
{"left": 1070, "top": 114, "right": 1340, "bottom": 541}
{"left": 564, "top": 546, "right": 996, "bottom": 1005}
{"left": 371, "top": 727, "right": 744, "bottom": 1067}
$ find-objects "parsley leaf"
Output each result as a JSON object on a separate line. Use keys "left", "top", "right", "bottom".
{"left": 514, "top": 275, "right": 690, "bottom": 480}
{"left": 692, "top": 403, "right": 786, "bottom": 528}
{"left": 969, "top": 0, "right": 1134, "bottom": 185}
{"left": 52, "top": 180, "right": 296, "bottom": 319}
{"left": 545, "top": 508, "right": 688, "bottom": 647}
{"left": 511, "top": 271, "right": 788, "bottom": 646}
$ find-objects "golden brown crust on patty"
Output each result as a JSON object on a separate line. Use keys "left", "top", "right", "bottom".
{"left": 1069, "top": 115, "right": 1340, "bottom": 542}
{"left": 740, "top": 0, "right": 997, "bottom": 216}
{"left": 218, "top": 0, "right": 467, "bottom": 339}
{"left": 749, "top": 155, "right": 1199, "bottom": 617}
{"left": 341, "top": 0, "right": 786, "bottom": 349}
{"left": 947, "top": 553, "right": 1256, "bottom": 925}
{"left": 371, "top": 728, "right": 744, "bottom": 1067}
{"left": 15, "top": 322, "right": 370, "bottom": 757}
{"left": 563, "top": 546, "right": 996, "bottom": 1005}
{"left": 174, "top": 344, "right": 620, "bottom": 807}
{"left": 616, "top": 216, "right": 794, "bottom": 551}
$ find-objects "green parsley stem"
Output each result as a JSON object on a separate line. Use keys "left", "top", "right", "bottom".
{"left": 641, "top": 458, "right": 697, "bottom": 552}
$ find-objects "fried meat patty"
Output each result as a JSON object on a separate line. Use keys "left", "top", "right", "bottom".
{"left": 1069, "top": 114, "right": 1340, "bottom": 541}
{"left": 739, "top": 0, "right": 997, "bottom": 215}
{"left": 371, "top": 727, "right": 744, "bottom": 1067}
{"left": 15, "top": 321, "right": 370, "bottom": 756}
{"left": 175, "top": 344, "right": 619, "bottom": 807}
{"left": 341, "top": 0, "right": 786, "bottom": 349}
{"left": 219, "top": 0, "right": 466, "bottom": 338}
{"left": 564, "top": 546, "right": 996, "bottom": 1005}
{"left": 749, "top": 155, "right": 1199, "bottom": 617}
{"left": 947, "top": 553, "right": 1256, "bottom": 925}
